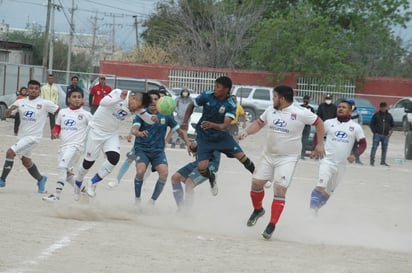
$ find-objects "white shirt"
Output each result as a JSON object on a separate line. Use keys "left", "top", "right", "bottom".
{"left": 56, "top": 107, "right": 92, "bottom": 149}
{"left": 259, "top": 104, "right": 318, "bottom": 156}
{"left": 323, "top": 118, "right": 365, "bottom": 164}
{"left": 89, "top": 89, "right": 154, "bottom": 133}
{"left": 12, "top": 96, "right": 59, "bottom": 140}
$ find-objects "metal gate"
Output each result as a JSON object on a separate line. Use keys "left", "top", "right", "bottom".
{"left": 168, "top": 69, "right": 226, "bottom": 93}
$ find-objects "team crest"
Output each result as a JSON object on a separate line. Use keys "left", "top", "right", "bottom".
{"left": 349, "top": 126, "right": 354, "bottom": 132}
{"left": 78, "top": 114, "right": 84, "bottom": 120}
{"left": 218, "top": 106, "right": 225, "bottom": 113}
{"left": 160, "top": 118, "right": 166, "bottom": 124}
{"left": 36, "top": 104, "right": 42, "bottom": 109}
{"left": 290, "top": 113, "right": 296, "bottom": 120}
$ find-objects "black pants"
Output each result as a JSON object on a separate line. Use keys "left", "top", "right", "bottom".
{"left": 301, "top": 125, "right": 311, "bottom": 157}
{"left": 48, "top": 113, "right": 56, "bottom": 130}
{"left": 13, "top": 113, "right": 20, "bottom": 135}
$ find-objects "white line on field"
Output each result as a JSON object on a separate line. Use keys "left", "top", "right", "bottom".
{"left": 1, "top": 223, "right": 96, "bottom": 273}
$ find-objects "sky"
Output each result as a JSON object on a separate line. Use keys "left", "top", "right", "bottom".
{"left": 0, "top": 0, "right": 159, "bottom": 50}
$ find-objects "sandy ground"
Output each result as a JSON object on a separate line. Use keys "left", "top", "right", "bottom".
{"left": 0, "top": 118, "right": 411, "bottom": 273}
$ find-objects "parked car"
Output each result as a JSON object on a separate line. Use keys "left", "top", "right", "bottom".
{"left": 91, "top": 76, "right": 173, "bottom": 96}
{"left": 388, "top": 97, "right": 412, "bottom": 133}
{"left": 335, "top": 97, "right": 375, "bottom": 124}
{"left": 0, "top": 84, "right": 89, "bottom": 120}
{"left": 187, "top": 105, "right": 202, "bottom": 140}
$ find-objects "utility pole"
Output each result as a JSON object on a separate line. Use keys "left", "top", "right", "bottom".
{"left": 133, "top": 15, "right": 139, "bottom": 50}
{"left": 90, "top": 12, "right": 103, "bottom": 70}
{"left": 104, "top": 13, "right": 123, "bottom": 57}
{"left": 42, "top": 0, "right": 52, "bottom": 69}
{"left": 66, "top": 0, "right": 75, "bottom": 83}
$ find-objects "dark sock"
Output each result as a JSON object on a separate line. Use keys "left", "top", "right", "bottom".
{"left": 27, "top": 163, "right": 42, "bottom": 181}
{"left": 199, "top": 168, "right": 211, "bottom": 179}
{"left": 240, "top": 155, "right": 255, "bottom": 174}
{"left": 1, "top": 158, "right": 14, "bottom": 180}
{"left": 134, "top": 177, "right": 143, "bottom": 198}
{"left": 151, "top": 179, "right": 166, "bottom": 201}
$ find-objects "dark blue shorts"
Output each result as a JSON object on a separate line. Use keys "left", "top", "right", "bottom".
{"left": 135, "top": 150, "right": 167, "bottom": 168}
{"left": 196, "top": 133, "right": 243, "bottom": 162}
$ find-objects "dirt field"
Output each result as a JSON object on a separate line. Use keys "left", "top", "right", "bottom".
{"left": 0, "top": 118, "right": 411, "bottom": 273}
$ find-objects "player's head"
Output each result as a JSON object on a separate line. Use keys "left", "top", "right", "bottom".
{"left": 273, "top": 85, "right": 293, "bottom": 109}
{"left": 67, "top": 89, "right": 84, "bottom": 109}
{"left": 128, "top": 91, "right": 152, "bottom": 112}
{"left": 147, "top": 90, "right": 160, "bottom": 113}
{"left": 214, "top": 76, "right": 232, "bottom": 99}
{"left": 337, "top": 99, "right": 352, "bottom": 118}
{"left": 27, "top": 79, "right": 41, "bottom": 100}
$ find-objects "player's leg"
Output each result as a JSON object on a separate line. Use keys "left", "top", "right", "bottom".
{"left": 310, "top": 161, "right": 335, "bottom": 211}
{"left": 22, "top": 155, "right": 47, "bottom": 193}
{"left": 196, "top": 140, "right": 218, "bottom": 194}
{"left": 0, "top": 148, "right": 17, "bottom": 187}
{"left": 150, "top": 151, "right": 168, "bottom": 203}
{"left": 134, "top": 151, "right": 149, "bottom": 201}
{"left": 110, "top": 149, "right": 136, "bottom": 188}
{"left": 171, "top": 162, "right": 195, "bottom": 208}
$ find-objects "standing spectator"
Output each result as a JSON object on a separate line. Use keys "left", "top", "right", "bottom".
{"left": 0, "top": 80, "right": 59, "bottom": 192}
{"left": 66, "top": 76, "right": 84, "bottom": 106}
{"left": 300, "top": 95, "right": 315, "bottom": 159}
{"left": 170, "top": 88, "right": 193, "bottom": 148}
{"left": 89, "top": 74, "right": 112, "bottom": 114}
{"left": 158, "top": 86, "right": 168, "bottom": 97}
{"left": 369, "top": 102, "right": 394, "bottom": 166}
{"left": 13, "top": 86, "right": 28, "bottom": 136}
{"left": 229, "top": 95, "right": 247, "bottom": 141}
{"left": 41, "top": 74, "right": 60, "bottom": 130}
{"left": 349, "top": 99, "right": 363, "bottom": 164}
{"left": 317, "top": 94, "right": 337, "bottom": 121}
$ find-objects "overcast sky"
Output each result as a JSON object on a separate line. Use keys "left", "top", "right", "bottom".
{"left": 0, "top": 0, "right": 158, "bottom": 50}
{"left": 1, "top": 0, "right": 412, "bottom": 50}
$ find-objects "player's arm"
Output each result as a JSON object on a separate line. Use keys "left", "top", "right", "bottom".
{"left": 239, "top": 118, "right": 265, "bottom": 140}
{"left": 99, "top": 89, "right": 125, "bottom": 106}
{"left": 136, "top": 109, "right": 158, "bottom": 125}
{"left": 311, "top": 117, "right": 325, "bottom": 159}
{"left": 130, "top": 124, "right": 148, "bottom": 137}
{"left": 176, "top": 127, "right": 192, "bottom": 156}
{"left": 181, "top": 101, "right": 195, "bottom": 130}
{"left": 348, "top": 137, "right": 367, "bottom": 163}
{"left": 5, "top": 104, "right": 18, "bottom": 117}
{"left": 200, "top": 116, "right": 232, "bottom": 131}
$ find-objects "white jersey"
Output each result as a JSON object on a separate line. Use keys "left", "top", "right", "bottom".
{"left": 11, "top": 96, "right": 59, "bottom": 140}
{"left": 322, "top": 118, "right": 365, "bottom": 164}
{"left": 259, "top": 104, "right": 318, "bottom": 156}
{"left": 89, "top": 89, "right": 153, "bottom": 134}
{"left": 56, "top": 107, "right": 92, "bottom": 149}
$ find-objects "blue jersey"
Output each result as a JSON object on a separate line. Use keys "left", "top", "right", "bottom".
{"left": 194, "top": 91, "right": 236, "bottom": 142}
{"left": 133, "top": 109, "right": 179, "bottom": 152}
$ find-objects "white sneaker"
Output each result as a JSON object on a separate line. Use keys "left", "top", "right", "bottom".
{"left": 87, "top": 180, "right": 97, "bottom": 198}
{"left": 42, "top": 194, "right": 60, "bottom": 202}
{"left": 74, "top": 182, "right": 85, "bottom": 201}
{"left": 107, "top": 180, "right": 119, "bottom": 189}
{"left": 210, "top": 173, "right": 218, "bottom": 196}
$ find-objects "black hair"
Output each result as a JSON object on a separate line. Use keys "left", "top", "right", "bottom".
{"left": 28, "top": 79, "right": 41, "bottom": 87}
{"left": 48, "top": 74, "right": 54, "bottom": 77}
{"left": 273, "top": 85, "right": 293, "bottom": 103}
{"left": 71, "top": 75, "right": 79, "bottom": 81}
{"left": 141, "top": 92, "right": 152, "bottom": 107}
{"left": 148, "top": 89, "right": 161, "bottom": 99}
{"left": 339, "top": 99, "right": 352, "bottom": 108}
{"left": 215, "top": 76, "right": 232, "bottom": 90}
{"left": 67, "top": 88, "right": 84, "bottom": 98}
{"left": 379, "top": 102, "right": 387, "bottom": 107}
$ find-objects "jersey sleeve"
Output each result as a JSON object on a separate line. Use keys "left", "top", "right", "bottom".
{"left": 45, "top": 100, "right": 59, "bottom": 114}
{"left": 10, "top": 100, "right": 21, "bottom": 115}
{"left": 168, "top": 115, "right": 179, "bottom": 131}
{"left": 194, "top": 91, "right": 211, "bottom": 107}
{"left": 258, "top": 106, "right": 272, "bottom": 124}
{"left": 55, "top": 110, "right": 63, "bottom": 126}
{"left": 355, "top": 124, "right": 366, "bottom": 141}
{"left": 132, "top": 113, "right": 143, "bottom": 127}
{"left": 300, "top": 108, "right": 319, "bottom": 125}
{"left": 99, "top": 88, "right": 123, "bottom": 106}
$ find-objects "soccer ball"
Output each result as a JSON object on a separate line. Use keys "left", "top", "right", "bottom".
{"left": 157, "top": 96, "right": 176, "bottom": 115}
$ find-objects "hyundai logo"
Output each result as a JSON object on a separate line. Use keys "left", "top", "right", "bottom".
{"left": 335, "top": 131, "right": 347, "bottom": 138}
{"left": 273, "top": 119, "right": 287, "bottom": 127}
{"left": 24, "top": 111, "right": 34, "bottom": 118}
{"left": 117, "top": 110, "right": 128, "bottom": 117}
{"left": 64, "top": 119, "right": 76, "bottom": 126}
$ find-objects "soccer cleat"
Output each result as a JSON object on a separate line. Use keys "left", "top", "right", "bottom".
{"left": 209, "top": 172, "right": 218, "bottom": 196}
{"left": 42, "top": 194, "right": 60, "bottom": 202}
{"left": 247, "top": 208, "right": 265, "bottom": 227}
{"left": 0, "top": 177, "right": 5, "bottom": 188}
{"left": 37, "top": 176, "right": 47, "bottom": 193}
{"left": 107, "top": 180, "right": 119, "bottom": 189}
{"left": 262, "top": 223, "right": 276, "bottom": 240}
{"left": 74, "top": 182, "right": 86, "bottom": 201}
{"left": 86, "top": 180, "right": 97, "bottom": 198}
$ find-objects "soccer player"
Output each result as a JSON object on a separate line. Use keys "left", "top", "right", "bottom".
{"left": 171, "top": 142, "right": 221, "bottom": 209}
{"left": 181, "top": 76, "right": 255, "bottom": 195}
{"left": 0, "top": 80, "right": 59, "bottom": 192}
{"left": 42, "top": 88, "right": 92, "bottom": 202}
{"left": 239, "top": 85, "right": 325, "bottom": 240}
{"left": 310, "top": 100, "right": 366, "bottom": 213}
{"left": 74, "top": 89, "right": 153, "bottom": 198}
{"left": 132, "top": 92, "right": 191, "bottom": 206}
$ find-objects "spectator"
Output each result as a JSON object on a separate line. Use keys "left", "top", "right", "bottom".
{"left": 300, "top": 95, "right": 315, "bottom": 159}
{"left": 369, "top": 102, "right": 394, "bottom": 166}
{"left": 158, "top": 86, "right": 167, "bottom": 97}
{"left": 66, "top": 76, "right": 84, "bottom": 106}
{"left": 229, "top": 94, "right": 247, "bottom": 141}
{"left": 13, "top": 86, "right": 28, "bottom": 136}
{"left": 317, "top": 94, "right": 337, "bottom": 121}
{"left": 89, "top": 74, "right": 112, "bottom": 114}
{"left": 170, "top": 88, "right": 193, "bottom": 148}
{"left": 41, "top": 74, "right": 59, "bottom": 130}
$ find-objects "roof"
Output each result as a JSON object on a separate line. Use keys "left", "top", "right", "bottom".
{"left": 0, "top": 40, "right": 32, "bottom": 50}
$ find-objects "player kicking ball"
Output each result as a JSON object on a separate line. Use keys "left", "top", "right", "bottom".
{"left": 239, "top": 85, "right": 325, "bottom": 240}
{"left": 42, "top": 88, "right": 92, "bottom": 202}
{"left": 310, "top": 100, "right": 366, "bottom": 213}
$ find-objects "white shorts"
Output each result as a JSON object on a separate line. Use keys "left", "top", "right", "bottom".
{"left": 316, "top": 160, "right": 346, "bottom": 194}
{"left": 253, "top": 154, "right": 298, "bottom": 188}
{"left": 84, "top": 127, "right": 120, "bottom": 161}
{"left": 58, "top": 145, "right": 82, "bottom": 169}
{"left": 11, "top": 136, "right": 40, "bottom": 159}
